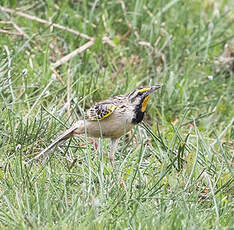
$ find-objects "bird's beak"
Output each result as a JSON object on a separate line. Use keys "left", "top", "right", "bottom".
{"left": 145, "top": 84, "right": 161, "bottom": 96}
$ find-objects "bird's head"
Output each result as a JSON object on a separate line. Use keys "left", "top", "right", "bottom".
{"left": 128, "top": 85, "right": 161, "bottom": 112}
{"left": 128, "top": 85, "right": 161, "bottom": 124}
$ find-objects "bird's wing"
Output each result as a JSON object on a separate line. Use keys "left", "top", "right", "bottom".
{"left": 86, "top": 103, "right": 117, "bottom": 121}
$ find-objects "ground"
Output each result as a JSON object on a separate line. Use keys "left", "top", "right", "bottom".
{"left": 0, "top": 0, "right": 233, "bottom": 229}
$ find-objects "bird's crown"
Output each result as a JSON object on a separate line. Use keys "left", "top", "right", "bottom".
{"left": 128, "top": 85, "right": 160, "bottom": 101}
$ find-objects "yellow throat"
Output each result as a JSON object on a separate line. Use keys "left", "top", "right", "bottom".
{"left": 141, "top": 96, "right": 149, "bottom": 112}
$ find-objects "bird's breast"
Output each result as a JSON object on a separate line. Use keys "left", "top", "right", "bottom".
{"left": 131, "top": 104, "right": 145, "bottom": 124}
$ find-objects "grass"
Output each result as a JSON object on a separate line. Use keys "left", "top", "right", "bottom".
{"left": 0, "top": 0, "right": 234, "bottom": 229}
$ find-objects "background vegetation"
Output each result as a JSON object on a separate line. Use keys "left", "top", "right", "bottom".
{"left": 0, "top": 0, "right": 233, "bottom": 229}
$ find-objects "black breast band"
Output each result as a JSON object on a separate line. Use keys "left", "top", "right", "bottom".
{"left": 132, "top": 104, "right": 145, "bottom": 124}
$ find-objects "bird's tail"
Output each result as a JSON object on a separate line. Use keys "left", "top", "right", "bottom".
{"left": 26, "top": 120, "right": 84, "bottom": 163}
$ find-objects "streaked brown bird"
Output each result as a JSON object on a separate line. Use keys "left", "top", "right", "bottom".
{"left": 30, "top": 85, "right": 161, "bottom": 165}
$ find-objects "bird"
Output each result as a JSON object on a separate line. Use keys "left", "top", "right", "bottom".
{"left": 29, "top": 85, "right": 161, "bottom": 165}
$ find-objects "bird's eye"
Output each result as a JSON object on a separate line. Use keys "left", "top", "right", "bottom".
{"left": 138, "top": 92, "right": 143, "bottom": 96}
